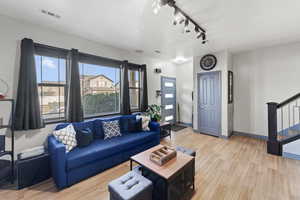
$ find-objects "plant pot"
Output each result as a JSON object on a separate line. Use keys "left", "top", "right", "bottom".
{"left": 151, "top": 118, "right": 158, "bottom": 122}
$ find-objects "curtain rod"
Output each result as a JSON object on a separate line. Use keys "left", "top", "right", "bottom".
{"left": 34, "top": 42, "right": 145, "bottom": 68}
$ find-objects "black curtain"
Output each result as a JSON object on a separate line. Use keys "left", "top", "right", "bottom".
{"left": 120, "top": 61, "right": 131, "bottom": 115}
{"left": 66, "top": 49, "right": 83, "bottom": 122}
{"left": 14, "top": 38, "right": 44, "bottom": 130}
{"left": 140, "top": 65, "right": 148, "bottom": 112}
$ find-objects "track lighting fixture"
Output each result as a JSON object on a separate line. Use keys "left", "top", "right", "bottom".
{"left": 195, "top": 26, "right": 201, "bottom": 38}
{"left": 152, "top": 0, "right": 170, "bottom": 14}
{"left": 152, "top": 0, "right": 207, "bottom": 42}
{"left": 202, "top": 33, "right": 207, "bottom": 44}
{"left": 173, "top": 7, "right": 185, "bottom": 25}
{"left": 184, "top": 19, "right": 191, "bottom": 33}
{"left": 173, "top": 8, "right": 179, "bottom": 25}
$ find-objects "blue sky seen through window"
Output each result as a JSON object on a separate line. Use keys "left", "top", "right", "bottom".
{"left": 35, "top": 55, "right": 120, "bottom": 84}
{"left": 79, "top": 63, "right": 120, "bottom": 84}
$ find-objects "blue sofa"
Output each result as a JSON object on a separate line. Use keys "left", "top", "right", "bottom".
{"left": 48, "top": 115, "right": 160, "bottom": 189}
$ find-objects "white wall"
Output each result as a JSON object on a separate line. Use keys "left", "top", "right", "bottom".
{"left": 193, "top": 51, "right": 232, "bottom": 137}
{"left": 0, "top": 15, "right": 176, "bottom": 156}
{"left": 233, "top": 42, "right": 300, "bottom": 136}
{"left": 176, "top": 60, "right": 193, "bottom": 125}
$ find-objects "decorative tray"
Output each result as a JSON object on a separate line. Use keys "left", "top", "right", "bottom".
{"left": 150, "top": 146, "right": 177, "bottom": 166}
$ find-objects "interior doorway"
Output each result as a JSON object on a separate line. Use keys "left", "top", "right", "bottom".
{"left": 197, "top": 71, "right": 221, "bottom": 136}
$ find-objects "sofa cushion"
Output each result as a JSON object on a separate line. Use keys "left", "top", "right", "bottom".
{"left": 103, "top": 120, "right": 122, "bottom": 140}
{"left": 120, "top": 115, "right": 135, "bottom": 133}
{"left": 55, "top": 121, "right": 95, "bottom": 134}
{"left": 93, "top": 116, "right": 121, "bottom": 139}
{"left": 120, "top": 115, "right": 142, "bottom": 134}
{"left": 76, "top": 128, "right": 94, "bottom": 148}
{"left": 53, "top": 124, "right": 77, "bottom": 153}
{"left": 66, "top": 131, "right": 158, "bottom": 170}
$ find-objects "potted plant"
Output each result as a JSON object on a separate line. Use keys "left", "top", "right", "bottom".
{"left": 146, "top": 104, "right": 161, "bottom": 122}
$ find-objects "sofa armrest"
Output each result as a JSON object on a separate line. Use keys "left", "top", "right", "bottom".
{"left": 149, "top": 121, "right": 160, "bottom": 133}
{"left": 48, "top": 135, "right": 67, "bottom": 189}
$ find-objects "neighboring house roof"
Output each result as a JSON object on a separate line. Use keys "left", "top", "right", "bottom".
{"left": 85, "top": 87, "right": 116, "bottom": 91}
{"left": 84, "top": 74, "right": 113, "bottom": 83}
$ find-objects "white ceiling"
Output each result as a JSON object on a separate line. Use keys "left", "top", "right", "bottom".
{"left": 1, "top": 0, "right": 300, "bottom": 59}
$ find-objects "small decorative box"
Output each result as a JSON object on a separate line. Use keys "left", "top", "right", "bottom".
{"left": 150, "top": 146, "right": 177, "bottom": 166}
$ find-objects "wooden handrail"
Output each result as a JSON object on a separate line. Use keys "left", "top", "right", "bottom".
{"left": 277, "top": 93, "right": 300, "bottom": 108}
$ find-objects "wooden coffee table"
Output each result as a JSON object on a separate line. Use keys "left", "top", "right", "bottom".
{"left": 130, "top": 145, "right": 195, "bottom": 200}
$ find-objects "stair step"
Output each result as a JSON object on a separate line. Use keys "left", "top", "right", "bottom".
{"left": 278, "top": 129, "right": 300, "bottom": 141}
{"left": 282, "top": 152, "right": 300, "bottom": 161}
{"left": 283, "top": 139, "right": 300, "bottom": 160}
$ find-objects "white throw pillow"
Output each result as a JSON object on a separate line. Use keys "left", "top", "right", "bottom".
{"left": 53, "top": 124, "right": 77, "bottom": 153}
{"left": 139, "top": 115, "right": 150, "bottom": 131}
{"left": 103, "top": 120, "right": 122, "bottom": 140}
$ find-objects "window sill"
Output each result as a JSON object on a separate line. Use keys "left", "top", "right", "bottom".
{"left": 84, "top": 112, "right": 121, "bottom": 120}
{"left": 44, "top": 119, "right": 66, "bottom": 125}
{"left": 43, "top": 112, "right": 122, "bottom": 125}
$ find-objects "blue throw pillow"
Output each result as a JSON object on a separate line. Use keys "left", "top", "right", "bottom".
{"left": 76, "top": 128, "right": 93, "bottom": 148}
{"left": 128, "top": 118, "right": 142, "bottom": 133}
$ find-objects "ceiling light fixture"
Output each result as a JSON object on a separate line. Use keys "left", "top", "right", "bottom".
{"left": 184, "top": 19, "right": 191, "bottom": 33}
{"left": 172, "top": 56, "right": 189, "bottom": 64}
{"left": 152, "top": 0, "right": 170, "bottom": 15}
{"left": 173, "top": 8, "right": 179, "bottom": 25}
{"left": 152, "top": 0, "right": 207, "bottom": 42}
{"left": 173, "top": 8, "right": 185, "bottom": 25}
{"left": 202, "top": 33, "right": 207, "bottom": 44}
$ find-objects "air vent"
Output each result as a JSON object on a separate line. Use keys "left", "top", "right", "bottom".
{"left": 41, "top": 9, "right": 61, "bottom": 19}
{"left": 135, "top": 50, "right": 144, "bottom": 54}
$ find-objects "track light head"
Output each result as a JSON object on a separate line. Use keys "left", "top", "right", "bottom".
{"left": 173, "top": 8, "right": 185, "bottom": 25}
{"left": 152, "top": 0, "right": 170, "bottom": 14}
{"left": 196, "top": 31, "right": 203, "bottom": 39}
{"left": 201, "top": 33, "right": 207, "bottom": 44}
{"left": 173, "top": 8, "right": 179, "bottom": 25}
{"left": 184, "top": 19, "right": 191, "bottom": 33}
{"left": 202, "top": 33, "right": 206, "bottom": 41}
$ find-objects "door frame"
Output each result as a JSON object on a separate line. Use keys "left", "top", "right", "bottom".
{"left": 161, "top": 76, "right": 177, "bottom": 124}
{"left": 197, "top": 71, "right": 222, "bottom": 136}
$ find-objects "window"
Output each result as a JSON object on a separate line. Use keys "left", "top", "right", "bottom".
{"left": 34, "top": 44, "right": 144, "bottom": 122}
{"left": 35, "top": 55, "right": 66, "bottom": 121}
{"left": 128, "top": 69, "right": 141, "bottom": 111}
{"left": 79, "top": 63, "right": 120, "bottom": 117}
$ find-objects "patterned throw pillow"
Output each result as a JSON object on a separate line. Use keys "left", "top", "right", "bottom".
{"left": 137, "top": 115, "right": 150, "bottom": 131}
{"left": 53, "top": 124, "right": 77, "bottom": 153}
{"left": 103, "top": 120, "right": 122, "bottom": 140}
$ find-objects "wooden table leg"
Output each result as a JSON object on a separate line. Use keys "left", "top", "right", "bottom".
{"left": 130, "top": 160, "right": 133, "bottom": 170}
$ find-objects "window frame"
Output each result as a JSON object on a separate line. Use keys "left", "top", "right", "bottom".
{"left": 128, "top": 69, "right": 142, "bottom": 112}
{"left": 79, "top": 62, "right": 122, "bottom": 119}
{"left": 34, "top": 43, "right": 145, "bottom": 123}
{"left": 35, "top": 54, "right": 67, "bottom": 124}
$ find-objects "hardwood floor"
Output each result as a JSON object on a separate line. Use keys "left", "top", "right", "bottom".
{"left": 2, "top": 127, "right": 300, "bottom": 200}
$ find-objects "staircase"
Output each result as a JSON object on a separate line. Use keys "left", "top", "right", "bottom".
{"left": 267, "top": 93, "right": 300, "bottom": 160}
